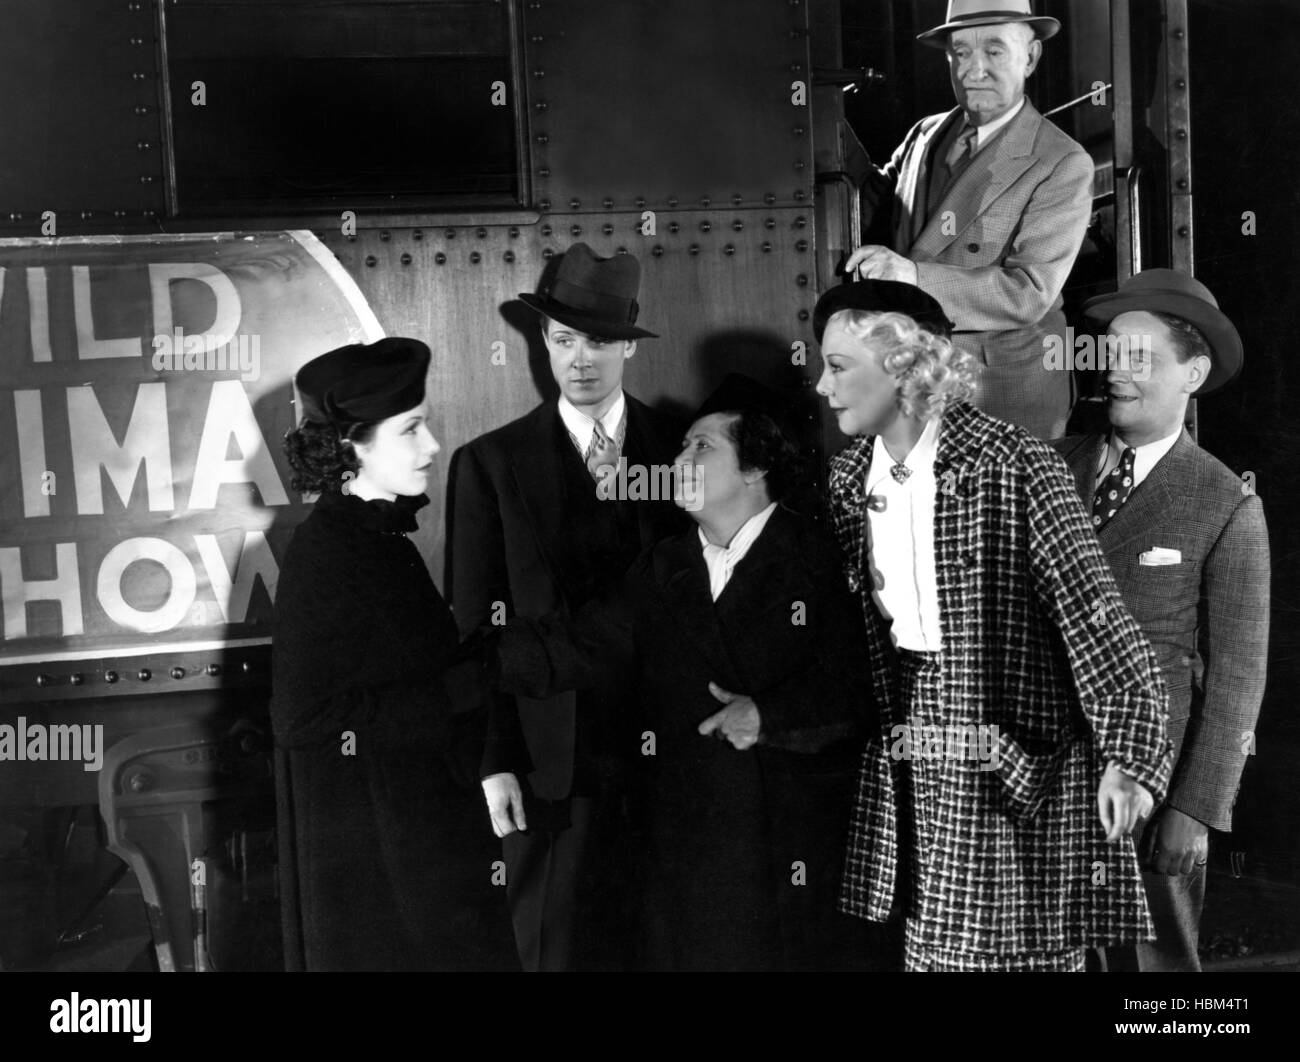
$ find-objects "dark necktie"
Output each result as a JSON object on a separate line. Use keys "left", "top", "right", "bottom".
{"left": 927, "top": 123, "right": 978, "bottom": 223}
{"left": 944, "top": 123, "right": 978, "bottom": 174}
{"left": 1093, "top": 447, "right": 1137, "bottom": 528}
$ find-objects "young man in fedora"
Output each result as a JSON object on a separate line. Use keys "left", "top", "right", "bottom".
{"left": 1053, "top": 269, "right": 1271, "bottom": 971}
{"left": 448, "top": 243, "right": 683, "bottom": 971}
{"left": 844, "top": 0, "right": 1093, "bottom": 440}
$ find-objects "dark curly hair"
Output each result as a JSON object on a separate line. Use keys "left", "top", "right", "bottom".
{"left": 282, "top": 419, "right": 378, "bottom": 494}
{"left": 717, "top": 409, "right": 804, "bottom": 503}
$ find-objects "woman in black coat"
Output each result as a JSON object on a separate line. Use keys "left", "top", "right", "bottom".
{"left": 272, "top": 338, "right": 511, "bottom": 971}
{"left": 493, "top": 378, "right": 877, "bottom": 970}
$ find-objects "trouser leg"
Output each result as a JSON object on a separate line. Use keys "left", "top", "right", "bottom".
{"left": 1136, "top": 859, "right": 1206, "bottom": 972}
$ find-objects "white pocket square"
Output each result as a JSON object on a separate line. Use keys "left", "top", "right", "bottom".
{"left": 1139, "top": 547, "right": 1182, "bottom": 566}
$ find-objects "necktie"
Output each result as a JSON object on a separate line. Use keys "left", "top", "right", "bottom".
{"left": 943, "top": 124, "right": 978, "bottom": 175}
{"left": 585, "top": 417, "right": 619, "bottom": 483}
{"left": 1093, "top": 447, "right": 1137, "bottom": 527}
{"left": 927, "top": 123, "right": 978, "bottom": 222}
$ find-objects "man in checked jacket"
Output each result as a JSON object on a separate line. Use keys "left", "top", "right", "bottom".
{"left": 1054, "top": 270, "right": 1269, "bottom": 971}
{"left": 813, "top": 278, "right": 1173, "bottom": 972}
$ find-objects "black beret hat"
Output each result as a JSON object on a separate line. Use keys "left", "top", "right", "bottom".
{"left": 813, "top": 279, "right": 955, "bottom": 343}
{"left": 295, "top": 337, "right": 431, "bottom": 427}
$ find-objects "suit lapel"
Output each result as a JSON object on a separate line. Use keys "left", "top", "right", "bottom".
{"left": 508, "top": 404, "right": 576, "bottom": 602}
{"left": 1099, "top": 431, "right": 1196, "bottom": 554}
{"left": 910, "top": 100, "right": 1042, "bottom": 260}
{"left": 894, "top": 111, "right": 961, "bottom": 251}
{"left": 715, "top": 507, "right": 797, "bottom": 610}
{"left": 714, "top": 509, "right": 811, "bottom": 690}
{"left": 1060, "top": 433, "right": 1106, "bottom": 505}
{"left": 622, "top": 394, "right": 674, "bottom": 548}
{"left": 650, "top": 528, "right": 738, "bottom": 683}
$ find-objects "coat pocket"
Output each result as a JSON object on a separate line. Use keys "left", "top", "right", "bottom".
{"left": 991, "top": 729, "right": 1075, "bottom": 821}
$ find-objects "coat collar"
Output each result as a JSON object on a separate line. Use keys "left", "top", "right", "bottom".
{"left": 828, "top": 400, "right": 992, "bottom": 481}
{"left": 908, "top": 98, "right": 1044, "bottom": 259}
{"left": 1058, "top": 429, "right": 1198, "bottom": 552}
{"left": 1096, "top": 429, "right": 1198, "bottom": 552}
{"left": 648, "top": 506, "right": 805, "bottom": 688}
{"left": 313, "top": 489, "right": 428, "bottom": 534}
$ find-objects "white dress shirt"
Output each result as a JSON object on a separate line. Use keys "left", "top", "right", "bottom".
{"left": 1095, "top": 427, "right": 1182, "bottom": 493}
{"left": 698, "top": 502, "right": 778, "bottom": 601}
{"left": 971, "top": 97, "right": 1025, "bottom": 153}
{"left": 558, "top": 390, "right": 626, "bottom": 456}
{"left": 865, "top": 418, "right": 942, "bottom": 652}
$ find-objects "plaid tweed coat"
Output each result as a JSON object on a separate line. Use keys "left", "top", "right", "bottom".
{"left": 829, "top": 402, "right": 1173, "bottom": 954}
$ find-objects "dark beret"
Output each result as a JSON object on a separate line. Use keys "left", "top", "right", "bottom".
{"left": 295, "top": 337, "right": 431, "bottom": 427}
{"left": 813, "top": 279, "right": 955, "bottom": 343}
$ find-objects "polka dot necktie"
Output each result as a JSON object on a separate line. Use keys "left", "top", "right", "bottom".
{"left": 1093, "top": 446, "right": 1137, "bottom": 528}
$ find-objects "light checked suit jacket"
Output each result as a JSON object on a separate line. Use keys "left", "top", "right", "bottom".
{"left": 867, "top": 99, "right": 1093, "bottom": 438}
{"left": 1055, "top": 430, "right": 1270, "bottom": 831}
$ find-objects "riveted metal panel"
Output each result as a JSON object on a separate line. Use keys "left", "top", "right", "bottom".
{"left": 318, "top": 205, "right": 820, "bottom": 575}
{"left": 0, "top": 0, "right": 166, "bottom": 228}
{"left": 523, "top": 0, "right": 817, "bottom": 211}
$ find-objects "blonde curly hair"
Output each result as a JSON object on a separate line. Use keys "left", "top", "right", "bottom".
{"left": 827, "top": 309, "right": 979, "bottom": 420}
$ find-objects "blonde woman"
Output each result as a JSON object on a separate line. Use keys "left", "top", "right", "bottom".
{"left": 814, "top": 279, "right": 1172, "bottom": 972}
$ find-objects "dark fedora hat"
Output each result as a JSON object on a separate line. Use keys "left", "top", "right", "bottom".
{"left": 519, "top": 242, "right": 657, "bottom": 339}
{"left": 295, "top": 337, "right": 431, "bottom": 427}
{"left": 1082, "top": 268, "right": 1243, "bottom": 396}
{"left": 917, "top": 0, "right": 1060, "bottom": 48}
{"left": 813, "top": 279, "right": 955, "bottom": 343}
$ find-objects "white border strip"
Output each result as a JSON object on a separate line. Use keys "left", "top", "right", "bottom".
{"left": 287, "top": 229, "right": 386, "bottom": 342}
{"left": 0, "top": 637, "right": 271, "bottom": 667}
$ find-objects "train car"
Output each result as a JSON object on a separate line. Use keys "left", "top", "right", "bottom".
{"left": 0, "top": 0, "right": 1295, "bottom": 979}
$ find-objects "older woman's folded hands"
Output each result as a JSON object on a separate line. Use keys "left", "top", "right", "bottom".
{"left": 697, "top": 682, "right": 762, "bottom": 750}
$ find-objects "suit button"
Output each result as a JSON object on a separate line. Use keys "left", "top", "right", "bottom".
{"left": 966, "top": 242, "right": 980, "bottom": 253}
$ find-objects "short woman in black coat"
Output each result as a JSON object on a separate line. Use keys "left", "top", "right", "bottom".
{"left": 272, "top": 338, "right": 511, "bottom": 971}
{"left": 494, "top": 388, "right": 877, "bottom": 970}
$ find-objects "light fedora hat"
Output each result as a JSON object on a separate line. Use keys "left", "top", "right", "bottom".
{"left": 917, "top": 0, "right": 1061, "bottom": 48}
{"left": 1083, "top": 268, "right": 1244, "bottom": 397}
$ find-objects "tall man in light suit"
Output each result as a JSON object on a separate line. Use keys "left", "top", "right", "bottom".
{"left": 845, "top": 0, "right": 1093, "bottom": 440}
{"left": 448, "top": 244, "right": 683, "bottom": 970}
{"left": 1054, "top": 269, "right": 1270, "bottom": 971}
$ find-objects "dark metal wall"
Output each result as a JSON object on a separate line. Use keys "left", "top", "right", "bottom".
{"left": 1, "top": 0, "right": 826, "bottom": 586}
{"left": 328, "top": 0, "right": 824, "bottom": 574}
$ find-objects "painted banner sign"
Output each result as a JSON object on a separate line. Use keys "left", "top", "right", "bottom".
{"left": 0, "top": 231, "right": 384, "bottom": 665}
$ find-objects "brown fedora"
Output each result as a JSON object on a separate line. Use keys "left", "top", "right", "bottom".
{"left": 917, "top": 0, "right": 1060, "bottom": 48}
{"left": 519, "top": 242, "right": 657, "bottom": 339}
{"left": 1082, "top": 269, "right": 1243, "bottom": 396}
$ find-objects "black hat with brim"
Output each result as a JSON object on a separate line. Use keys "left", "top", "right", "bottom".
{"left": 295, "top": 337, "right": 431, "bottom": 427}
{"left": 519, "top": 242, "right": 657, "bottom": 340}
{"left": 814, "top": 279, "right": 955, "bottom": 343}
{"left": 1082, "top": 268, "right": 1243, "bottom": 396}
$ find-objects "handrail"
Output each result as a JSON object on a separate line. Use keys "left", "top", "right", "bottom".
{"left": 1126, "top": 164, "right": 1143, "bottom": 276}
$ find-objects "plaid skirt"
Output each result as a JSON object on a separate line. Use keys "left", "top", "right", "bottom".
{"left": 896, "top": 648, "right": 1084, "bottom": 973}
